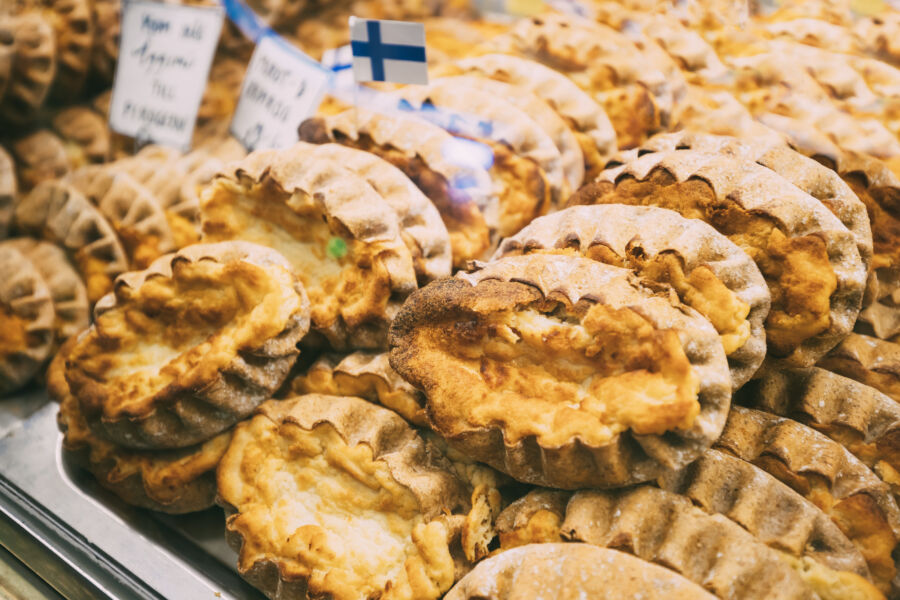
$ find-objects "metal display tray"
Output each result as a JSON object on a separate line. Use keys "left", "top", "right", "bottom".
{"left": 0, "top": 389, "right": 265, "bottom": 600}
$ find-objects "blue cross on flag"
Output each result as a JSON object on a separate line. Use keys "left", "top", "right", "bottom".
{"left": 349, "top": 17, "right": 428, "bottom": 85}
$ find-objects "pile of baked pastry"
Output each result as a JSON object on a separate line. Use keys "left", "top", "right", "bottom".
{"left": 10, "top": 0, "right": 900, "bottom": 598}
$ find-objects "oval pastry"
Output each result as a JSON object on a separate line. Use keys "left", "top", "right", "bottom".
{"left": 53, "top": 352, "right": 229, "bottom": 514}
{"left": 497, "top": 487, "right": 818, "bottom": 600}
{"left": 0, "top": 12, "right": 56, "bottom": 124}
{"left": 0, "top": 145, "right": 14, "bottom": 240}
{"left": 494, "top": 204, "right": 770, "bottom": 389}
{"left": 52, "top": 107, "right": 111, "bottom": 165}
{"left": 818, "top": 333, "right": 900, "bottom": 403}
{"left": 218, "top": 394, "right": 472, "bottom": 600}
{"left": 15, "top": 180, "right": 129, "bottom": 304}
{"left": 298, "top": 108, "right": 495, "bottom": 267}
{"left": 12, "top": 129, "right": 71, "bottom": 191}
{"left": 444, "top": 543, "right": 716, "bottom": 600}
{"left": 570, "top": 149, "right": 867, "bottom": 366}
{"left": 0, "top": 245, "right": 55, "bottom": 396}
{"left": 389, "top": 254, "right": 732, "bottom": 488}
{"left": 65, "top": 242, "right": 311, "bottom": 449}
{"left": 200, "top": 144, "right": 417, "bottom": 351}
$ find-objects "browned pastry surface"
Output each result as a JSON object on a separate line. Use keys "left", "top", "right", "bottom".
{"left": 0, "top": 12, "right": 55, "bottom": 124}
{"left": 65, "top": 242, "right": 310, "bottom": 449}
{"left": 390, "top": 254, "right": 731, "bottom": 489}
{"left": 0, "top": 244, "right": 54, "bottom": 396}
{"left": 494, "top": 204, "right": 770, "bottom": 389}
{"left": 819, "top": 333, "right": 900, "bottom": 404}
{"left": 0, "top": 145, "right": 14, "bottom": 239}
{"left": 52, "top": 107, "right": 111, "bottom": 165}
{"left": 444, "top": 543, "right": 717, "bottom": 600}
{"left": 716, "top": 406, "right": 900, "bottom": 592}
{"left": 12, "top": 129, "right": 70, "bottom": 190}
{"left": 43, "top": 0, "right": 93, "bottom": 99}
{"left": 570, "top": 149, "right": 866, "bottom": 366}
{"left": 200, "top": 144, "right": 417, "bottom": 351}
{"left": 217, "top": 394, "right": 474, "bottom": 600}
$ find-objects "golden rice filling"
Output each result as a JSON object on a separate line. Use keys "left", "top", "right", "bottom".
{"left": 224, "top": 418, "right": 455, "bottom": 600}
{"left": 202, "top": 180, "right": 392, "bottom": 333}
{"left": 71, "top": 259, "right": 294, "bottom": 418}
{"left": 599, "top": 173, "right": 837, "bottom": 357}
{"left": 427, "top": 302, "right": 700, "bottom": 447}
{"left": 0, "top": 305, "right": 28, "bottom": 357}
{"left": 487, "top": 142, "right": 549, "bottom": 237}
{"left": 77, "top": 251, "right": 116, "bottom": 304}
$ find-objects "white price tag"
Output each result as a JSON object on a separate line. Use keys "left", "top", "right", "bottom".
{"left": 108, "top": 0, "right": 223, "bottom": 151}
{"left": 230, "top": 36, "right": 330, "bottom": 151}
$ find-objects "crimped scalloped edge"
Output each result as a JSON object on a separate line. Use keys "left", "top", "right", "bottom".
{"left": 0, "top": 13, "right": 56, "bottom": 123}
{"left": 0, "top": 245, "right": 55, "bottom": 395}
{"left": 492, "top": 204, "right": 770, "bottom": 389}
{"left": 573, "top": 149, "right": 866, "bottom": 367}
{"left": 69, "top": 242, "right": 311, "bottom": 449}
{"left": 217, "top": 394, "right": 471, "bottom": 600}
{"left": 660, "top": 448, "right": 871, "bottom": 579}
{"left": 46, "top": 0, "right": 94, "bottom": 95}
{"left": 51, "top": 107, "right": 110, "bottom": 164}
{"left": 389, "top": 254, "right": 732, "bottom": 489}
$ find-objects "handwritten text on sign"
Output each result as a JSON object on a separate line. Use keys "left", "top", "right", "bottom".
{"left": 109, "top": 0, "right": 223, "bottom": 150}
{"left": 231, "top": 36, "right": 329, "bottom": 151}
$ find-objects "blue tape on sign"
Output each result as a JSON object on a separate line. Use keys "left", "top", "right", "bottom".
{"left": 220, "top": 0, "right": 271, "bottom": 42}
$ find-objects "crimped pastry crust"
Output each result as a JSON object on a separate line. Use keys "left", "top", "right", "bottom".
{"left": 493, "top": 204, "right": 770, "bottom": 389}
{"left": 89, "top": 0, "right": 119, "bottom": 85}
{"left": 739, "top": 364, "right": 900, "bottom": 498}
{"left": 660, "top": 448, "right": 875, "bottom": 590}
{"left": 217, "top": 394, "right": 472, "bottom": 600}
{"left": 284, "top": 143, "right": 451, "bottom": 284}
{"left": 12, "top": 130, "right": 70, "bottom": 190}
{"left": 200, "top": 144, "right": 417, "bottom": 351}
{"left": 291, "top": 352, "right": 427, "bottom": 427}
{"left": 0, "top": 17, "right": 11, "bottom": 105}
{"left": 612, "top": 131, "right": 874, "bottom": 279}
{"left": 51, "top": 107, "right": 111, "bottom": 165}
{"left": 497, "top": 487, "right": 817, "bottom": 600}
{"left": 66, "top": 242, "right": 310, "bottom": 449}
{"left": 0, "top": 146, "right": 14, "bottom": 240}
{"left": 390, "top": 254, "right": 731, "bottom": 488}
{"left": 716, "top": 406, "right": 900, "bottom": 592}
{"left": 15, "top": 180, "right": 128, "bottom": 304}
{"left": 0, "top": 245, "right": 55, "bottom": 396}
{"left": 3, "top": 238, "right": 89, "bottom": 343}
{"left": 0, "top": 12, "right": 55, "bottom": 124}
{"left": 444, "top": 543, "right": 716, "bottom": 600}
{"left": 819, "top": 333, "right": 900, "bottom": 403}
{"left": 67, "top": 166, "right": 177, "bottom": 269}
{"left": 54, "top": 357, "right": 228, "bottom": 514}
{"left": 450, "top": 53, "right": 617, "bottom": 178}
{"left": 43, "top": 0, "right": 93, "bottom": 99}
{"left": 298, "top": 108, "right": 494, "bottom": 267}
{"left": 570, "top": 149, "right": 866, "bottom": 366}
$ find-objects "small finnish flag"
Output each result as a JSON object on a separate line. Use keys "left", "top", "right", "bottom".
{"left": 349, "top": 17, "right": 428, "bottom": 85}
{"left": 321, "top": 44, "right": 354, "bottom": 88}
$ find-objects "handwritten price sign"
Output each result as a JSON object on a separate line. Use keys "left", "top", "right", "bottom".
{"left": 231, "top": 36, "right": 329, "bottom": 151}
{"left": 108, "top": 0, "right": 223, "bottom": 150}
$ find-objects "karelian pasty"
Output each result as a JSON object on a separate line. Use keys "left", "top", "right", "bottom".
{"left": 389, "top": 253, "right": 732, "bottom": 488}
{"left": 65, "top": 242, "right": 310, "bottom": 449}
{"left": 0, "top": 146, "right": 14, "bottom": 239}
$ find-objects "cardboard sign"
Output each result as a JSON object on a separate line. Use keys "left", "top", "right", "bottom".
{"left": 108, "top": 0, "right": 223, "bottom": 150}
{"left": 230, "top": 35, "right": 330, "bottom": 151}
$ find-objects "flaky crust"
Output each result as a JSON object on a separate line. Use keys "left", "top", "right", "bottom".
{"left": 15, "top": 180, "right": 128, "bottom": 304}
{"left": 67, "top": 166, "right": 177, "bottom": 269}
{"left": 614, "top": 131, "right": 874, "bottom": 278}
{"left": 0, "top": 13, "right": 55, "bottom": 124}
{"left": 201, "top": 144, "right": 417, "bottom": 351}
{"left": 285, "top": 143, "right": 451, "bottom": 284}
{"left": 0, "top": 146, "right": 14, "bottom": 239}
{"left": 570, "top": 149, "right": 867, "bottom": 366}
{"left": 739, "top": 364, "right": 900, "bottom": 497}
{"left": 819, "top": 333, "right": 900, "bottom": 403}
{"left": 660, "top": 448, "right": 872, "bottom": 582}
{"left": 298, "top": 108, "right": 495, "bottom": 267}
{"left": 498, "top": 487, "right": 817, "bottom": 600}
{"left": 291, "top": 352, "right": 427, "bottom": 427}
{"left": 4, "top": 238, "right": 89, "bottom": 342}
{"left": 217, "top": 394, "right": 471, "bottom": 600}
{"left": 66, "top": 242, "right": 310, "bottom": 449}
{"left": 55, "top": 360, "right": 228, "bottom": 514}
{"left": 444, "top": 543, "right": 716, "bottom": 600}
{"left": 390, "top": 254, "right": 731, "bottom": 488}
{"left": 493, "top": 204, "right": 770, "bottom": 389}
{"left": 0, "top": 245, "right": 55, "bottom": 396}
{"left": 716, "top": 406, "right": 900, "bottom": 592}
{"left": 452, "top": 53, "right": 617, "bottom": 175}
